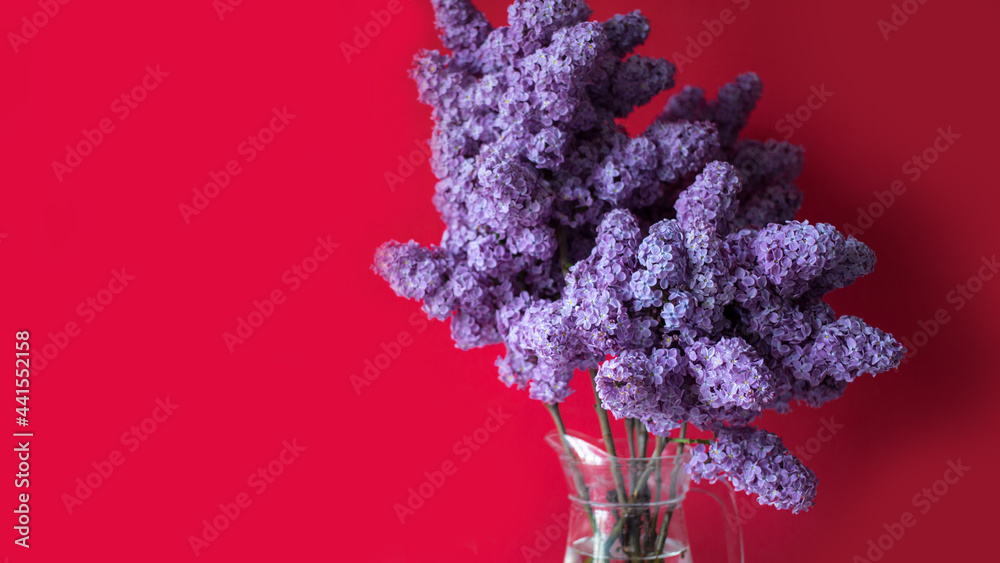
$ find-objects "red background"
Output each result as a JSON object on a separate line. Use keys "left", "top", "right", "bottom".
{"left": 1, "top": 0, "right": 997, "bottom": 561}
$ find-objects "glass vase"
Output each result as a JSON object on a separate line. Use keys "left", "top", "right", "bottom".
{"left": 546, "top": 430, "right": 744, "bottom": 562}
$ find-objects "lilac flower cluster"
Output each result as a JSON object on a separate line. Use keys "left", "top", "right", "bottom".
{"left": 688, "top": 426, "right": 817, "bottom": 512}
{"left": 373, "top": 0, "right": 904, "bottom": 513}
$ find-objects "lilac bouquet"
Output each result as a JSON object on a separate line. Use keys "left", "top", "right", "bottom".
{"left": 374, "top": 0, "right": 902, "bottom": 535}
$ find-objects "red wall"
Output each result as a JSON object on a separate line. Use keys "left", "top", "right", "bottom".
{"left": 1, "top": 0, "right": 995, "bottom": 561}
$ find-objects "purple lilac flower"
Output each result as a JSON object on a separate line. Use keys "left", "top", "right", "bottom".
{"left": 729, "top": 139, "right": 805, "bottom": 229}
{"left": 731, "top": 139, "right": 804, "bottom": 186}
{"left": 733, "top": 183, "right": 804, "bottom": 231}
{"left": 789, "top": 376, "right": 849, "bottom": 409}
{"left": 373, "top": 240, "right": 454, "bottom": 320}
{"left": 687, "top": 426, "right": 817, "bottom": 512}
{"left": 624, "top": 347, "right": 689, "bottom": 434}
{"left": 589, "top": 55, "right": 676, "bottom": 119}
{"left": 563, "top": 210, "right": 642, "bottom": 355}
{"left": 808, "top": 316, "right": 905, "bottom": 384}
{"left": 675, "top": 161, "right": 743, "bottom": 235}
{"left": 687, "top": 338, "right": 775, "bottom": 411}
{"left": 496, "top": 348, "right": 534, "bottom": 390}
{"left": 637, "top": 219, "right": 688, "bottom": 287}
{"left": 430, "top": 0, "right": 492, "bottom": 66}
{"left": 374, "top": 0, "right": 906, "bottom": 513}
{"left": 595, "top": 350, "right": 658, "bottom": 419}
{"left": 527, "top": 361, "right": 577, "bottom": 404}
{"left": 752, "top": 221, "right": 846, "bottom": 298}
{"left": 602, "top": 11, "right": 650, "bottom": 57}
{"left": 802, "top": 236, "right": 877, "bottom": 301}
{"left": 506, "top": 0, "right": 592, "bottom": 55}
{"left": 643, "top": 120, "right": 720, "bottom": 184}
{"left": 660, "top": 73, "right": 763, "bottom": 150}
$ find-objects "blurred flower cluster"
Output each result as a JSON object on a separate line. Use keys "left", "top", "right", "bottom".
{"left": 373, "top": 0, "right": 903, "bottom": 513}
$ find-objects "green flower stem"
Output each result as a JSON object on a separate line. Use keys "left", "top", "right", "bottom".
{"left": 545, "top": 403, "right": 599, "bottom": 536}
{"left": 652, "top": 436, "right": 665, "bottom": 504}
{"left": 605, "top": 428, "right": 705, "bottom": 558}
{"left": 623, "top": 415, "right": 639, "bottom": 556}
{"left": 605, "top": 435, "right": 667, "bottom": 560}
{"left": 636, "top": 423, "right": 648, "bottom": 458}
{"left": 588, "top": 368, "right": 628, "bottom": 503}
{"left": 625, "top": 418, "right": 636, "bottom": 459}
{"left": 588, "top": 368, "right": 633, "bottom": 558}
{"left": 628, "top": 437, "right": 666, "bottom": 503}
{"left": 650, "top": 435, "right": 665, "bottom": 549}
{"left": 635, "top": 436, "right": 666, "bottom": 554}
{"left": 655, "top": 423, "right": 688, "bottom": 554}
{"left": 624, "top": 420, "right": 641, "bottom": 563}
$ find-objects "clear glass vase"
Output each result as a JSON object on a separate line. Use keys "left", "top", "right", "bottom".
{"left": 546, "top": 431, "right": 744, "bottom": 563}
